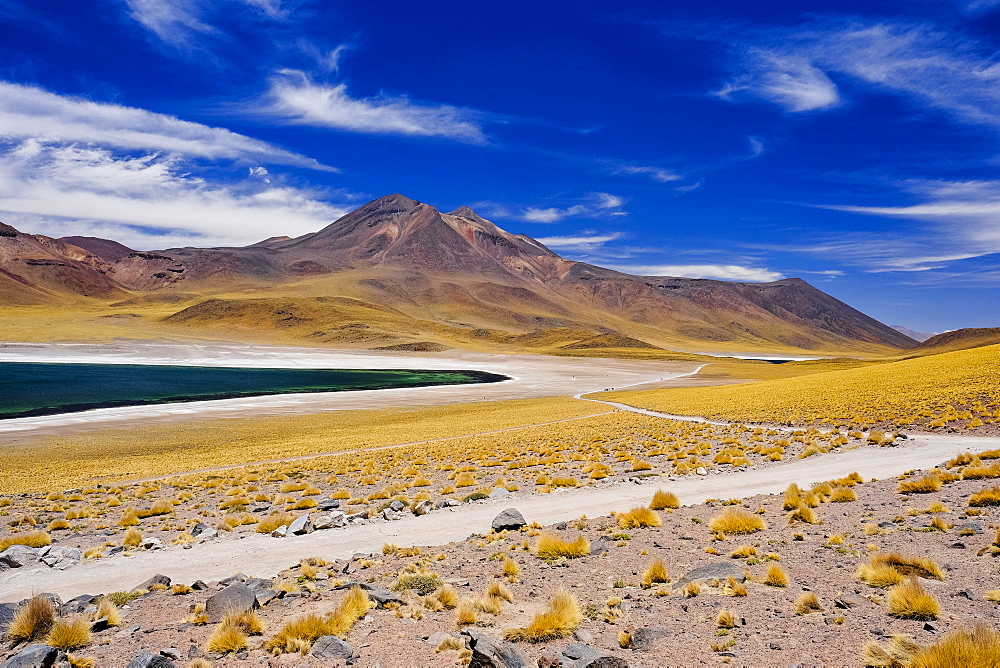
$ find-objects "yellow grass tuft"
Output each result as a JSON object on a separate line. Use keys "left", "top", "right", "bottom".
{"left": 722, "top": 576, "right": 747, "bottom": 597}
{"left": 650, "top": 489, "right": 680, "bottom": 510}
{"left": 709, "top": 508, "right": 766, "bottom": 535}
{"left": 46, "top": 615, "right": 91, "bottom": 651}
{"left": 716, "top": 610, "right": 737, "bottom": 628}
{"left": 640, "top": 559, "right": 669, "bottom": 588}
{"left": 206, "top": 624, "right": 247, "bottom": 654}
{"left": 909, "top": 623, "right": 1000, "bottom": 667}
{"left": 898, "top": 475, "right": 942, "bottom": 494}
{"left": 762, "top": 564, "right": 789, "bottom": 588}
{"left": 455, "top": 599, "right": 479, "bottom": 627}
{"left": 503, "top": 588, "right": 582, "bottom": 642}
{"left": 615, "top": 506, "right": 662, "bottom": 529}
{"left": 887, "top": 579, "right": 939, "bottom": 620}
{"left": 829, "top": 487, "right": 857, "bottom": 502}
{"left": 533, "top": 533, "right": 590, "bottom": 560}
{"left": 968, "top": 487, "right": 1000, "bottom": 507}
{"left": 486, "top": 581, "right": 514, "bottom": 603}
{"left": 94, "top": 597, "right": 122, "bottom": 627}
{"left": 794, "top": 592, "right": 824, "bottom": 615}
{"left": 0, "top": 531, "right": 51, "bottom": 551}
{"left": 264, "top": 586, "right": 371, "bottom": 655}
{"left": 7, "top": 595, "right": 55, "bottom": 643}
{"left": 787, "top": 503, "right": 820, "bottom": 525}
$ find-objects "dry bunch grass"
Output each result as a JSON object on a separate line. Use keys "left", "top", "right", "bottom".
{"left": 709, "top": 508, "right": 766, "bottom": 535}
{"left": 503, "top": 588, "right": 582, "bottom": 642}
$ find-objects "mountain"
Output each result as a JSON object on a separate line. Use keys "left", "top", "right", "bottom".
{"left": 0, "top": 195, "right": 919, "bottom": 352}
{"left": 910, "top": 328, "right": 1000, "bottom": 355}
{"left": 891, "top": 325, "right": 932, "bottom": 342}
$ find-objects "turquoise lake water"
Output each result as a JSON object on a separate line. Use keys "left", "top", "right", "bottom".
{"left": 0, "top": 362, "right": 507, "bottom": 419}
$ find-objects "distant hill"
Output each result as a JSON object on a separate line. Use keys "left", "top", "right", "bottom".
{"left": 912, "top": 328, "right": 1000, "bottom": 355}
{"left": 0, "top": 194, "right": 918, "bottom": 353}
{"left": 891, "top": 325, "right": 932, "bottom": 342}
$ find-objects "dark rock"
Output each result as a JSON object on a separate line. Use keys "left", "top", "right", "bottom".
{"left": 190, "top": 580, "right": 209, "bottom": 590}
{"left": 159, "top": 648, "right": 180, "bottom": 660}
{"left": 955, "top": 589, "right": 975, "bottom": 600}
{"left": 218, "top": 574, "right": 249, "bottom": 587}
{"left": 554, "top": 522, "right": 568, "bottom": 530}
{"left": 253, "top": 588, "right": 283, "bottom": 607}
{"left": 560, "top": 642, "right": 629, "bottom": 667}
{"left": 461, "top": 628, "right": 532, "bottom": 668}
{"left": 132, "top": 574, "right": 171, "bottom": 592}
{"left": 949, "top": 542, "right": 966, "bottom": 549}
{"left": 205, "top": 583, "right": 259, "bottom": 623}
{"left": 60, "top": 594, "right": 97, "bottom": 615}
{"left": 317, "top": 499, "right": 340, "bottom": 511}
{"left": 310, "top": 635, "right": 355, "bottom": 660}
{"left": 333, "top": 581, "right": 403, "bottom": 608}
{"left": 491, "top": 508, "right": 527, "bottom": 532}
{"left": 0, "top": 602, "right": 19, "bottom": 633}
{"left": 958, "top": 521, "right": 984, "bottom": 534}
{"left": 770, "top": 643, "right": 782, "bottom": 650}
{"left": 877, "top": 522, "right": 896, "bottom": 528}
{"left": 923, "top": 622, "right": 938, "bottom": 633}
{"left": 125, "top": 650, "right": 174, "bottom": 667}
{"left": 588, "top": 541, "right": 608, "bottom": 556}
{"left": 628, "top": 626, "right": 671, "bottom": 653}
{"left": 674, "top": 563, "right": 745, "bottom": 588}
{"left": 389, "top": 500, "right": 406, "bottom": 512}
{"left": 0, "top": 644, "right": 58, "bottom": 668}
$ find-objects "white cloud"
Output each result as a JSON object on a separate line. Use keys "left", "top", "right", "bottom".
{"left": 0, "top": 141, "right": 348, "bottom": 248}
{"left": 0, "top": 81, "right": 331, "bottom": 170}
{"left": 534, "top": 233, "right": 623, "bottom": 250}
{"left": 609, "top": 263, "right": 783, "bottom": 282}
{"left": 747, "top": 136, "right": 765, "bottom": 156}
{"left": 517, "top": 192, "right": 627, "bottom": 223}
{"left": 260, "top": 69, "right": 488, "bottom": 143}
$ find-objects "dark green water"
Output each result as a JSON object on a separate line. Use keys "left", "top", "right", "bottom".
{"left": 0, "top": 362, "right": 507, "bottom": 419}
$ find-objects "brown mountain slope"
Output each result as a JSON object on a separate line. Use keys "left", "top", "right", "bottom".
{"left": 909, "top": 328, "right": 1000, "bottom": 355}
{"left": 0, "top": 195, "right": 919, "bottom": 352}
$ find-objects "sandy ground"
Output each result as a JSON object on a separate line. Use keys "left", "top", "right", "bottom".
{"left": 4, "top": 428, "right": 997, "bottom": 604}
{"left": 0, "top": 341, "right": 698, "bottom": 437}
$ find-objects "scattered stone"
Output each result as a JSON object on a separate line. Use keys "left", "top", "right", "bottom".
{"left": 190, "top": 580, "right": 209, "bottom": 591}
{"left": 461, "top": 628, "right": 533, "bottom": 668}
{"left": 132, "top": 574, "right": 171, "bottom": 593}
{"left": 696, "top": 467, "right": 707, "bottom": 476}
{"left": 955, "top": 589, "right": 975, "bottom": 600}
{"left": 674, "top": 563, "right": 745, "bottom": 588}
{"left": 554, "top": 522, "right": 568, "bottom": 531}
{"left": 426, "top": 631, "right": 452, "bottom": 647}
{"left": 588, "top": 541, "right": 608, "bottom": 557}
{"left": 190, "top": 523, "right": 217, "bottom": 540}
{"left": 312, "top": 511, "right": 346, "bottom": 530}
{"left": 923, "top": 622, "right": 938, "bottom": 633}
{"left": 0, "top": 602, "right": 19, "bottom": 634}
{"left": 435, "top": 499, "right": 460, "bottom": 509}
{"left": 491, "top": 508, "right": 527, "bottom": 532}
{"left": 140, "top": 537, "right": 164, "bottom": 551}
{"left": 413, "top": 500, "right": 434, "bottom": 516}
{"left": 949, "top": 542, "right": 967, "bottom": 549}
{"left": 382, "top": 509, "right": 405, "bottom": 521}
{"left": 159, "top": 648, "right": 181, "bottom": 660}
{"left": 628, "top": 626, "right": 671, "bottom": 653}
{"left": 560, "top": 642, "right": 629, "bottom": 667}
{"left": 0, "top": 644, "right": 58, "bottom": 668}
{"left": 770, "top": 643, "right": 782, "bottom": 650}
{"left": 346, "top": 511, "right": 369, "bottom": 523}
{"left": 573, "top": 629, "right": 595, "bottom": 644}
{"left": 205, "top": 583, "right": 259, "bottom": 623}
{"left": 958, "top": 522, "right": 984, "bottom": 534}
{"left": 311, "top": 635, "right": 355, "bottom": 660}
{"left": 488, "top": 488, "right": 510, "bottom": 500}
{"left": 125, "top": 650, "right": 175, "bottom": 667}
{"left": 317, "top": 499, "right": 341, "bottom": 511}
{"left": 389, "top": 500, "right": 406, "bottom": 512}
{"left": 271, "top": 525, "right": 288, "bottom": 538}
{"left": 288, "top": 515, "right": 313, "bottom": 535}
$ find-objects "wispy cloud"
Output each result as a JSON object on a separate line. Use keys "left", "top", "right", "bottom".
{"left": 607, "top": 263, "right": 783, "bottom": 282}
{"left": 0, "top": 140, "right": 348, "bottom": 248}
{"left": 123, "top": 0, "right": 287, "bottom": 49}
{"left": 0, "top": 81, "right": 331, "bottom": 170}
{"left": 259, "top": 69, "right": 489, "bottom": 143}
{"left": 719, "top": 19, "right": 1000, "bottom": 130}
{"left": 607, "top": 162, "right": 682, "bottom": 183}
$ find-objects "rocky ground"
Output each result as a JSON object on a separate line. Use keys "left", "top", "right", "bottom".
{"left": 4, "top": 447, "right": 1000, "bottom": 668}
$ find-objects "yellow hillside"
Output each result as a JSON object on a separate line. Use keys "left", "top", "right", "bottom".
{"left": 598, "top": 344, "right": 1000, "bottom": 430}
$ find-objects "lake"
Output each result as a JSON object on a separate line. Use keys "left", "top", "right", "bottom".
{"left": 0, "top": 362, "right": 507, "bottom": 419}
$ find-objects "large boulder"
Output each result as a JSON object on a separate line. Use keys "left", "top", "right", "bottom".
{"left": 125, "top": 650, "right": 174, "bottom": 667}
{"left": 628, "top": 626, "right": 671, "bottom": 653}
{"left": 205, "top": 583, "right": 259, "bottom": 623}
{"left": 412, "top": 500, "right": 434, "bottom": 516}
{"left": 312, "top": 511, "right": 346, "bottom": 530}
{"left": 491, "top": 508, "right": 527, "bottom": 532}
{"left": 311, "top": 635, "right": 355, "bottom": 660}
{"left": 40, "top": 546, "right": 81, "bottom": 570}
{"left": 0, "top": 545, "right": 43, "bottom": 569}
{"left": 288, "top": 515, "right": 313, "bottom": 535}
{"left": 461, "top": 629, "right": 532, "bottom": 668}
{"left": 132, "top": 574, "right": 171, "bottom": 593}
{"left": 673, "top": 563, "right": 746, "bottom": 588}
{"left": 0, "top": 602, "right": 20, "bottom": 634}
{"left": 0, "top": 644, "right": 57, "bottom": 668}
{"left": 560, "top": 643, "right": 629, "bottom": 667}
{"left": 59, "top": 594, "right": 97, "bottom": 615}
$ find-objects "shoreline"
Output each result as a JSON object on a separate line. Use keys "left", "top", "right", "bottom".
{"left": 0, "top": 340, "right": 701, "bottom": 436}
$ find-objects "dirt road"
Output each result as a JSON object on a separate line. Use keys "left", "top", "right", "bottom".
{"left": 3, "top": 428, "right": 995, "bottom": 603}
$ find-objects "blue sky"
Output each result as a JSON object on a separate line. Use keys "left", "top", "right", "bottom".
{"left": 1, "top": 1, "right": 999, "bottom": 333}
